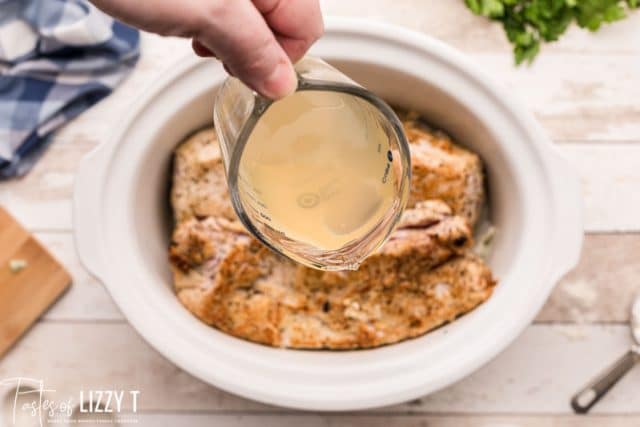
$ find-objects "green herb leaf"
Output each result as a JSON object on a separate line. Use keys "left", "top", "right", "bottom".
{"left": 465, "top": 0, "right": 506, "bottom": 16}
{"left": 465, "top": 0, "right": 639, "bottom": 64}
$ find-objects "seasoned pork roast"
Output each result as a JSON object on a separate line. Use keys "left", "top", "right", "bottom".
{"left": 169, "top": 119, "right": 495, "bottom": 349}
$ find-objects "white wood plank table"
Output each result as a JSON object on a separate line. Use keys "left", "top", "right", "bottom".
{"left": 1, "top": 1, "right": 640, "bottom": 425}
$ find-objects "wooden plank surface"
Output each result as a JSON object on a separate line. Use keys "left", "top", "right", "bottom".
{"left": 135, "top": 414, "right": 640, "bottom": 427}
{"left": 472, "top": 55, "right": 640, "bottom": 143}
{"left": 0, "top": 323, "right": 638, "bottom": 414}
{"left": 36, "top": 232, "right": 121, "bottom": 321}
{"left": 1, "top": 1, "right": 639, "bottom": 424}
{"left": 321, "top": 0, "right": 640, "bottom": 55}
{"left": 539, "top": 234, "right": 640, "bottom": 323}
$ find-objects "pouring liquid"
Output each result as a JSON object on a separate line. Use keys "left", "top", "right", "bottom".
{"left": 238, "top": 90, "right": 398, "bottom": 251}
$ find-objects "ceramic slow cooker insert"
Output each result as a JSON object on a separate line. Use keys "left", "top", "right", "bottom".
{"left": 74, "top": 18, "right": 583, "bottom": 411}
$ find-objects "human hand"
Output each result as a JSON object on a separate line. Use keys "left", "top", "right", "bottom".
{"left": 89, "top": 0, "right": 324, "bottom": 99}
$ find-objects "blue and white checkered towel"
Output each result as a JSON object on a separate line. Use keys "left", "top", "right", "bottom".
{"left": 0, "top": 0, "right": 139, "bottom": 178}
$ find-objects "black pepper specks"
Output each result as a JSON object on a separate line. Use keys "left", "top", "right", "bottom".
{"left": 453, "top": 236, "right": 468, "bottom": 247}
{"left": 322, "top": 301, "right": 331, "bottom": 312}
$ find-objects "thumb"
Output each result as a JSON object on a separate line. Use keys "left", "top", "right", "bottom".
{"left": 195, "top": 1, "right": 297, "bottom": 99}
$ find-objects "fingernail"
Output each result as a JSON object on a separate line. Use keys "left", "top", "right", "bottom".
{"left": 260, "top": 61, "right": 297, "bottom": 100}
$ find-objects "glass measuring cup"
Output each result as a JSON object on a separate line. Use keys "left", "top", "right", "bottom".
{"left": 213, "top": 57, "right": 410, "bottom": 271}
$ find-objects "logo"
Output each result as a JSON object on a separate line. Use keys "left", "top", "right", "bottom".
{"left": 0, "top": 377, "right": 140, "bottom": 426}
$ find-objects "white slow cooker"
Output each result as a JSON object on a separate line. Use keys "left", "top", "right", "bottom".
{"left": 73, "top": 18, "right": 583, "bottom": 411}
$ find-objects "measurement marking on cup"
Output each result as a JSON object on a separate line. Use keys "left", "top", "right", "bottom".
{"left": 382, "top": 162, "right": 391, "bottom": 183}
{"left": 259, "top": 212, "right": 272, "bottom": 222}
{"left": 297, "top": 193, "right": 320, "bottom": 208}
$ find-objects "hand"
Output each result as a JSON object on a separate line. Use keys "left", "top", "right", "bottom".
{"left": 89, "top": 0, "right": 324, "bottom": 99}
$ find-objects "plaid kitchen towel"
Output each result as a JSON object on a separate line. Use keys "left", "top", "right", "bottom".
{"left": 0, "top": 0, "right": 139, "bottom": 178}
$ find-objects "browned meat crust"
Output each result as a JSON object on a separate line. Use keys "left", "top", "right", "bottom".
{"left": 402, "top": 112, "right": 485, "bottom": 226}
{"left": 171, "top": 128, "right": 237, "bottom": 223}
{"left": 169, "top": 122, "right": 495, "bottom": 349}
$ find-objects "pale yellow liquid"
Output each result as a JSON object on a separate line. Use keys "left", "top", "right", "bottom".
{"left": 239, "top": 90, "right": 398, "bottom": 251}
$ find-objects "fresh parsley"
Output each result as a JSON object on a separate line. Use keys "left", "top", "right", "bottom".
{"left": 465, "top": 0, "right": 639, "bottom": 64}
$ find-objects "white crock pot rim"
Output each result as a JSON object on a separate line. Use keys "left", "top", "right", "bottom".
{"left": 73, "top": 17, "right": 583, "bottom": 411}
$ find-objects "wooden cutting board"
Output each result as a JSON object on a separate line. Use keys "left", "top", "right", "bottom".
{"left": 0, "top": 207, "right": 71, "bottom": 358}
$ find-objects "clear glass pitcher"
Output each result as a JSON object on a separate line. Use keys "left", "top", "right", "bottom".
{"left": 213, "top": 57, "right": 410, "bottom": 271}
